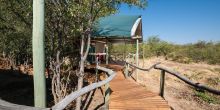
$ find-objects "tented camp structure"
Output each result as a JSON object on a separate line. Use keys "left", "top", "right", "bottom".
{"left": 89, "top": 15, "right": 143, "bottom": 65}
{"left": 93, "top": 15, "right": 143, "bottom": 42}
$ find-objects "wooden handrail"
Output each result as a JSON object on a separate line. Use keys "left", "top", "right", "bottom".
{"left": 0, "top": 99, "right": 49, "bottom": 110}
{"left": 125, "top": 61, "right": 220, "bottom": 95}
{"left": 125, "top": 62, "right": 161, "bottom": 71}
{"left": 52, "top": 66, "right": 116, "bottom": 110}
{"left": 154, "top": 65, "right": 220, "bottom": 95}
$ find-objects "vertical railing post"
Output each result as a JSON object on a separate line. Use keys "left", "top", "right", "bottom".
{"left": 104, "top": 74, "right": 110, "bottom": 110}
{"left": 32, "top": 0, "right": 46, "bottom": 107}
{"left": 105, "top": 44, "right": 108, "bottom": 65}
{"left": 136, "top": 38, "right": 139, "bottom": 82}
{"left": 142, "top": 43, "right": 145, "bottom": 67}
{"left": 160, "top": 70, "right": 165, "bottom": 98}
{"left": 95, "top": 57, "right": 98, "bottom": 82}
{"left": 127, "top": 64, "right": 130, "bottom": 77}
{"left": 123, "top": 42, "right": 126, "bottom": 61}
{"left": 125, "top": 63, "right": 128, "bottom": 78}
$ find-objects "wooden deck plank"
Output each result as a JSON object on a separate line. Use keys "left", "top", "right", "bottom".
{"left": 108, "top": 66, "right": 171, "bottom": 110}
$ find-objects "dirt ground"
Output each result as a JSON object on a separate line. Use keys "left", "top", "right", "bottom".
{"left": 1, "top": 57, "right": 220, "bottom": 110}
{"left": 0, "top": 67, "right": 53, "bottom": 107}
{"left": 136, "top": 57, "right": 220, "bottom": 110}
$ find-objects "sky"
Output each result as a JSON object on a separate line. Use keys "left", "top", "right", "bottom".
{"left": 117, "top": 0, "right": 220, "bottom": 44}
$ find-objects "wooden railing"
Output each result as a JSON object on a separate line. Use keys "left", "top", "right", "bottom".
{"left": 3, "top": 60, "right": 219, "bottom": 110}
{"left": 124, "top": 62, "right": 220, "bottom": 97}
{"left": 52, "top": 65, "right": 116, "bottom": 110}
{"left": 0, "top": 99, "right": 49, "bottom": 110}
{"left": 0, "top": 65, "right": 115, "bottom": 110}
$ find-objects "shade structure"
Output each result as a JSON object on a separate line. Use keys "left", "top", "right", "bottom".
{"left": 93, "top": 15, "right": 143, "bottom": 43}
{"left": 89, "top": 15, "right": 143, "bottom": 64}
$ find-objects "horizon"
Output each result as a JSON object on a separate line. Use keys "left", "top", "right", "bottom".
{"left": 117, "top": 0, "right": 220, "bottom": 44}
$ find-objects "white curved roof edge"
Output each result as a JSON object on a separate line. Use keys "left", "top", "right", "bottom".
{"left": 130, "top": 18, "right": 142, "bottom": 37}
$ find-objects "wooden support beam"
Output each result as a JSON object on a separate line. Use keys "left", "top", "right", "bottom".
{"left": 160, "top": 70, "right": 165, "bottom": 98}
{"left": 127, "top": 64, "right": 130, "bottom": 77}
{"left": 104, "top": 81, "right": 110, "bottom": 110}
{"left": 95, "top": 57, "right": 98, "bottom": 82}
{"left": 136, "top": 39, "right": 139, "bottom": 82}
{"left": 142, "top": 43, "right": 145, "bottom": 67}
{"left": 123, "top": 41, "right": 126, "bottom": 60}
{"left": 125, "top": 64, "right": 128, "bottom": 78}
{"left": 32, "top": 0, "right": 46, "bottom": 107}
{"left": 105, "top": 44, "right": 108, "bottom": 65}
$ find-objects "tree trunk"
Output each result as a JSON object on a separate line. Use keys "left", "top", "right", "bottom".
{"left": 76, "top": 34, "right": 85, "bottom": 110}
{"left": 75, "top": 72, "right": 83, "bottom": 110}
{"left": 76, "top": 30, "right": 91, "bottom": 110}
{"left": 76, "top": 1, "right": 93, "bottom": 109}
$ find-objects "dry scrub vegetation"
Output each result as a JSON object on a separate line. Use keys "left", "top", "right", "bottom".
{"left": 138, "top": 57, "right": 220, "bottom": 110}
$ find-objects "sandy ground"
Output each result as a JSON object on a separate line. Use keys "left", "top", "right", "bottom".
{"left": 135, "top": 57, "right": 220, "bottom": 110}
{"left": 1, "top": 57, "right": 219, "bottom": 110}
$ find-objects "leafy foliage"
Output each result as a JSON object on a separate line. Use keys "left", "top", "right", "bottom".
{"left": 1, "top": 0, "right": 147, "bottom": 107}
{"left": 0, "top": 0, "right": 147, "bottom": 66}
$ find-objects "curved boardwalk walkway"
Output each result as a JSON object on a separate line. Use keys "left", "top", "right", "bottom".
{"left": 107, "top": 65, "right": 171, "bottom": 110}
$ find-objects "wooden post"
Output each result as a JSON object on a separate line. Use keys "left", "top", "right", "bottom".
{"left": 32, "top": 0, "right": 46, "bottom": 107}
{"left": 136, "top": 38, "right": 139, "bottom": 82}
{"left": 105, "top": 44, "right": 108, "bottom": 65}
{"left": 125, "top": 64, "right": 128, "bottom": 78}
{"left": 142, "top": 43, "right": 145, "bottom": 67}
{"left": 95, "top": 57, "right": 98, "bottom": 82}
{"left": 104, "top": 75, "right": 110, "bottom": 110}
{"left": 127, "top": 64, "right": 130, "bottom": 77}
{"left": 123, "top": 41, "right": 126, "bottom": 61}
{"left": 160, "top": 70, "right": 165, "bottom": 98}
{"left": 132, "top": 54, "right": 135, "bottom": 65}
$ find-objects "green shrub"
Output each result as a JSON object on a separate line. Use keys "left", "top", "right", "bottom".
{"left": 110, "top": 37, "right": 220, "bottom": 64}
{"left": 195, "top": 91, "right": 220, "bottom": 104}
{"left": 168, "top": 52, "right": 192, "bottom": 64}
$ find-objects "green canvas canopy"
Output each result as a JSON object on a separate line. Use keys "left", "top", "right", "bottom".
{"left": 93, "top": 15, "right": 143, "bottom": 43}
{"left": 89, "top": 15, "right": 143, "bottom": 63}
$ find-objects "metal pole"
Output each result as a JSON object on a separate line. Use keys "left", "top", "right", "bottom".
{"left": 32, "top": 0, "right": 46, "bottom": 107}
{"left": 160, "top": 70, "right": 165, "bottom": 98}
{"left": 136, "top": 38, "right": 139, "bottom": 82}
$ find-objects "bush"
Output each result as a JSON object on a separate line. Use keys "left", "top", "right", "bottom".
{"left": 168, "top": 52, "right": 192, "bottom": 64}
{"left": 195, "top": 91, "right": 220, "bottom": 104}
{"left": 110, "top": 36, "right": 220, "bottom": 65}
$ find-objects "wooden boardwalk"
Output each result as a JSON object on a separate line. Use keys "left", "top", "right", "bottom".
{"left": 108, "top": 65, "right": 171, "bottom": 110}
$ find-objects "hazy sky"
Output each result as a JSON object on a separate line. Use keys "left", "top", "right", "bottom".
{"left": 118, "top": 0, "right": 220, "bottom": 44}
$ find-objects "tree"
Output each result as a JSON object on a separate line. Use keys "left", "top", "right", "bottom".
{"left": 0, "top": 0, "right": 147, "bottom": 108}
{"left": 68, "top": 1, "right": 147, "bottom": 109}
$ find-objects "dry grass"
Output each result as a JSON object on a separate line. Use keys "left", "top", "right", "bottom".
{"left": 137, "top": 57, "right": 220, "bottom": 110}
